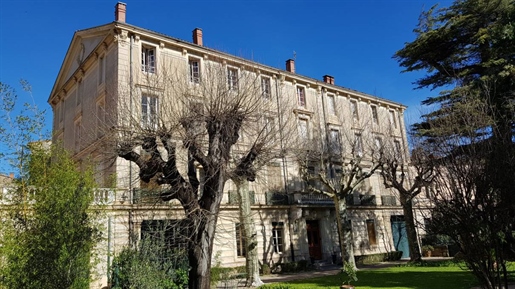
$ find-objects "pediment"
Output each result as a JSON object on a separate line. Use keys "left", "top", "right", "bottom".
{"left": 49, "top": 23, "right": 114, "bottom": 103}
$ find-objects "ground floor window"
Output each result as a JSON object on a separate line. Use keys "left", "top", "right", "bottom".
{"left": 272, "top": 221, "right": 284, "bottom": 253}
{"left": 235, "top": 223, "right": 246, "bottom": 257}
{"left": 366, "top": 219, "right": 377, "bottom": 246}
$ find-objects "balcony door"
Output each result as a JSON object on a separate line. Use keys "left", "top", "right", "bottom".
{"left": 306, "top": 220, "right": 322, "bottom": 260}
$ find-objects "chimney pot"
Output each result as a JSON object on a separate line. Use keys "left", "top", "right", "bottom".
{"left": 323, "top": 75, "right": 335, "bottom": 85}
{"left": 193, "top": 28, "right": 203, "bottom": 46}
{"left": 9, "top": 173, "right": 14, "bottom": 179}
{"left": 286, "top": 59, "right": 295, "bottom": 73}
{"left": 115, "top": 2, "right": 127, "bottom": 23}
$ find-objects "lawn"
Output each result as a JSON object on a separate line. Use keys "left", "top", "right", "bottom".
{"left": 261, "top": 262, "right": 479, "bottom": 289}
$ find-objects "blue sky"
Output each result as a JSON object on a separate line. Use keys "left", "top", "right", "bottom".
{"left": 0, "top": 0, "right": 453, "bottom": 159}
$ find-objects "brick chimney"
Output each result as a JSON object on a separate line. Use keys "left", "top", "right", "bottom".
{"left": 323, "top": 75, "right": 335, "bottom": 85}
{"left": 115, "top": 2, "right": 126, "bottom": 23}
{"left": 286, "top": 59, "right": 295, "bottom": 73}
{"left": 193, "top": 28, "right": 203, "bottom": 46}
{"left": 9, "top": 173, "right": 14, "bottom": 179}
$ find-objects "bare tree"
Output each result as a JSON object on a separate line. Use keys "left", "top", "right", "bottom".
{"left": 298, "top": 120, "right": 382, "bottom": 268}
{"left": 380, "top": 133, "right": 435, "bottom": 262}
{"left": 111, "top": 56, "right": 296, "bottom": 289}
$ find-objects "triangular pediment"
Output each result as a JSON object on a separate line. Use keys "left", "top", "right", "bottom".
{"left": 49, "top": 23, "right": 114, "bottom": 103}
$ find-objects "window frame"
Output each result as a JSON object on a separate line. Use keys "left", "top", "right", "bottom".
{"left": 350, "top": 100, "right": 359, "bottom": 122}
{"left": 74, "top": 118, "right": 82, "bottom": 153}
{"left": 141, "top": 94, "right": 159, "bottom": 129}
{"left": 98, "top": 54, "right": 106, "bottom": 86}
{"left": 141, "top": 45, "right": 156, "bottom": 74}
{"left": 389, "top": 110, "right": 397, "bottom": 129}
{"left": 96, "top": 97, "right": 106, "bottom": 138}
{"left": 371, "top": 105, "right": 378, "bottom": 124}
{"left": 235, "top": 223, "right": 246, "bottom": 257}
{"left": 298, "top": 117, "right": 310, "bottom": 140}
{"left": 189, "top": 58, "right": 201, "bottom": 83}
{"left": 297, "top": 86, "right": 306, "bottom": 107}
{"left": 354, "top": 133, "right": 363, "bottom": 157}
{"left": 327, "top": 94, "right": 336, "bottom": 115}
{"left": 227, "top": 67, "right": 238, "bottom": 90}
{"left": 366, "top": 219, "right": 377, "bottom": 246}
{"left": 272, "top": 221, "right": 284, "bottom": 253}
{"left": 329, "top": 128, "right": 341, "bottom": 155}
{"left": 261, "top": 76, "right": 271, "bottom": 99}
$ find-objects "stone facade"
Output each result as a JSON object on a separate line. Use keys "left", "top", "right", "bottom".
{"left": 45, "top": 3, "right": 431, "bottom": 288}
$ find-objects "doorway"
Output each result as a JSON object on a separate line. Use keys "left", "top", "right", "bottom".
{"left": 390, "top": 215, "right": 409, "bottom": 259}
{"left": 306, "top": 220, "right": 322, "bottom": 260}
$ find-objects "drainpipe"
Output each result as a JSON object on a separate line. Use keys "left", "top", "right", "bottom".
{"left": 128, "top": 34, "right": 135, "bottom": 247}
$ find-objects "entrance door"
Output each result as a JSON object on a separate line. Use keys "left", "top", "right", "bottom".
{"left": 391, "top": 215, "right": 410, "bottom": 259}
{"left": 306, "top": 220, "right": 322, "bottom": 260}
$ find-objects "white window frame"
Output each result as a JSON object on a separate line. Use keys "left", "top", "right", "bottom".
{"left": 141, "top": 46, "right": 156, "bottom": 73}
{"left": 189, "top": 58, "right": 200, "bottom": 83}
{"left": 298, "top": 117, "right": 310, "bottom": 140}
{"left": 141, "top": 95, "right": 159, "bottom": 129}
{"left": 351, "top": 100, "right": 359, "bottom": 122}
{"left": 354, "top": 133, "right": 363, "bottom": 157}
{"left": 227, "top": 67, "right": 238, "bottom": 90}
{"left": 297, "top": 86, "right": 306, "bottom": 107}
{"left": 389, "top": 110, "right": 397, "bottom": 129}
{"left": 371, "top": 105, "right": 378, "bottom": 124}
{"left": 261, "top": 76, "right": 271, "bottom": 99}
{"left": 327, "top": 94, "right": 336, "bottom": 115}
{"left": 272, "top": 222, "right": 284, "bottom": 254}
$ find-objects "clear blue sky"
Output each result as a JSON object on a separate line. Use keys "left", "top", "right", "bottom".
{"left": 0, "top": 0, "right": 453, "bottom": 142}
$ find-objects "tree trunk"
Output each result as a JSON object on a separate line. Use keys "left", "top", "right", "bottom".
{"left": 399, "top": 194, "right": 422, "bottom": 262}
{"left": 334, "top": 196, "right": 356, "bottom": 268}
{"left": 188, "top": 171, "right": 226, "bottom": 289}
{"left": 236, "top": 180, "right": 263, "bottom": 287}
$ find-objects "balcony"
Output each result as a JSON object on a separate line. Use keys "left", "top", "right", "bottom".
{"left": 132, "top": 188, "right": 166, "bottom": 204}
{"left": 346, "top": 194, "right": 377, "bottom": 206}
{"left": 228, "top": 190, "right": 256, "bottom": 205}
{"left": 265, "top": 191, "right": 290, "bottom": 205}
{"left": 293, "top": 193, "right": 334, "bottom": 206}
{"left": 381, "top": 195, "right": 397, "bottom": 206}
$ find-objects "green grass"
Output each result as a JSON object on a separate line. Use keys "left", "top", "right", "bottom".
{"left": 261, "top": 262, "right": 479, "bottom": 289}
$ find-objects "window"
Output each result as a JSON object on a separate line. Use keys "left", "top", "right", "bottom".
{"left": 141, "top": 46, "right": 155, "bottom": 73}
{"left": 389, "top": 110, "right": 397, "bottom": 128}
{"left": 227, "top": 67, "right": 238, "bottom": 90}
{"left": 76, "top": 82, "right": 83, "bottom": 108}
{"left": 297, "top": 86, "right": 306, "bottom": 107}
{"left": 272, "top": 222, "right": 284, "bottom": 253}
{"left": 354, "top": 133, "right": 363, "bottom": 157}
{"left": 327, "top": 95, "right": 336, "bottom": 115}
{"left": 371, "top": 106, "right": 378, "bottom": 124}
{"left": 264, "top": 116, "right": 275, "bottom": 139}
{"left": 235, "top": 223, "right": 246, "bottom": 257}
{"left": 261, "top": 77, "right": 271, "bottom": 99}
{"left": 74, "top": 119, "right": 82, "bottom": 153}
{"left": 374, "top": 137, "right": 382, "bottom": 152}
{"left": 267, "top": 163, "right": 282, "bottom": 190}
{"left": 366, "top": 219, "right": 377, "bottom": 246}
{"left": 141, "top": 95, "right": 158, "bottom": 129}
{"left": 394, "top": 140, "right": 403, "bottom": 160}
{"left": 298, "top": 118, "right": 309, "bottom": 140}
{"left": 189, "top": 58, "right": 200, "bottom": 83}
{"left": 329, "top": 128, "right": 341, "bottom": 154}
{"left": 141, "top": 219, "right": 188, "bottom": 251}
{"left": 351, "top": 100, "right": 358, "bottom": 122}
{"left": 96, "top": 99, "right": 106, "bottom": 138}
{"left": 98, "top": 55, "right": 105, "bottom": 85}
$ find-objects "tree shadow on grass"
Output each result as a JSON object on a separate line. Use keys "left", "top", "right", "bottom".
{"left": 286, "top": 269, "right": 477, "bottom": 289}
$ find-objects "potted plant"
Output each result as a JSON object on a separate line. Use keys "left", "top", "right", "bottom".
{"left": 422, "top": 245, "right": 434, "bottom": 257}
{"left": 340, "top": 261, "right": 358, "bottom": 289}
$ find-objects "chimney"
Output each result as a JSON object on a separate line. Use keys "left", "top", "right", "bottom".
{"left": 286, "top": 59, "right": 295, "bottom": 73}
{"left": 323, "top": 75, "right": 335, "bottom": 85}
{"left": 115, "top": 2, "right": 126, "bottom": 23}
{"left": 193, "top": 28, "right": 203, "bottom": 46}
{"left": 9, "top": 173, "right": 14, "bottom": 179}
